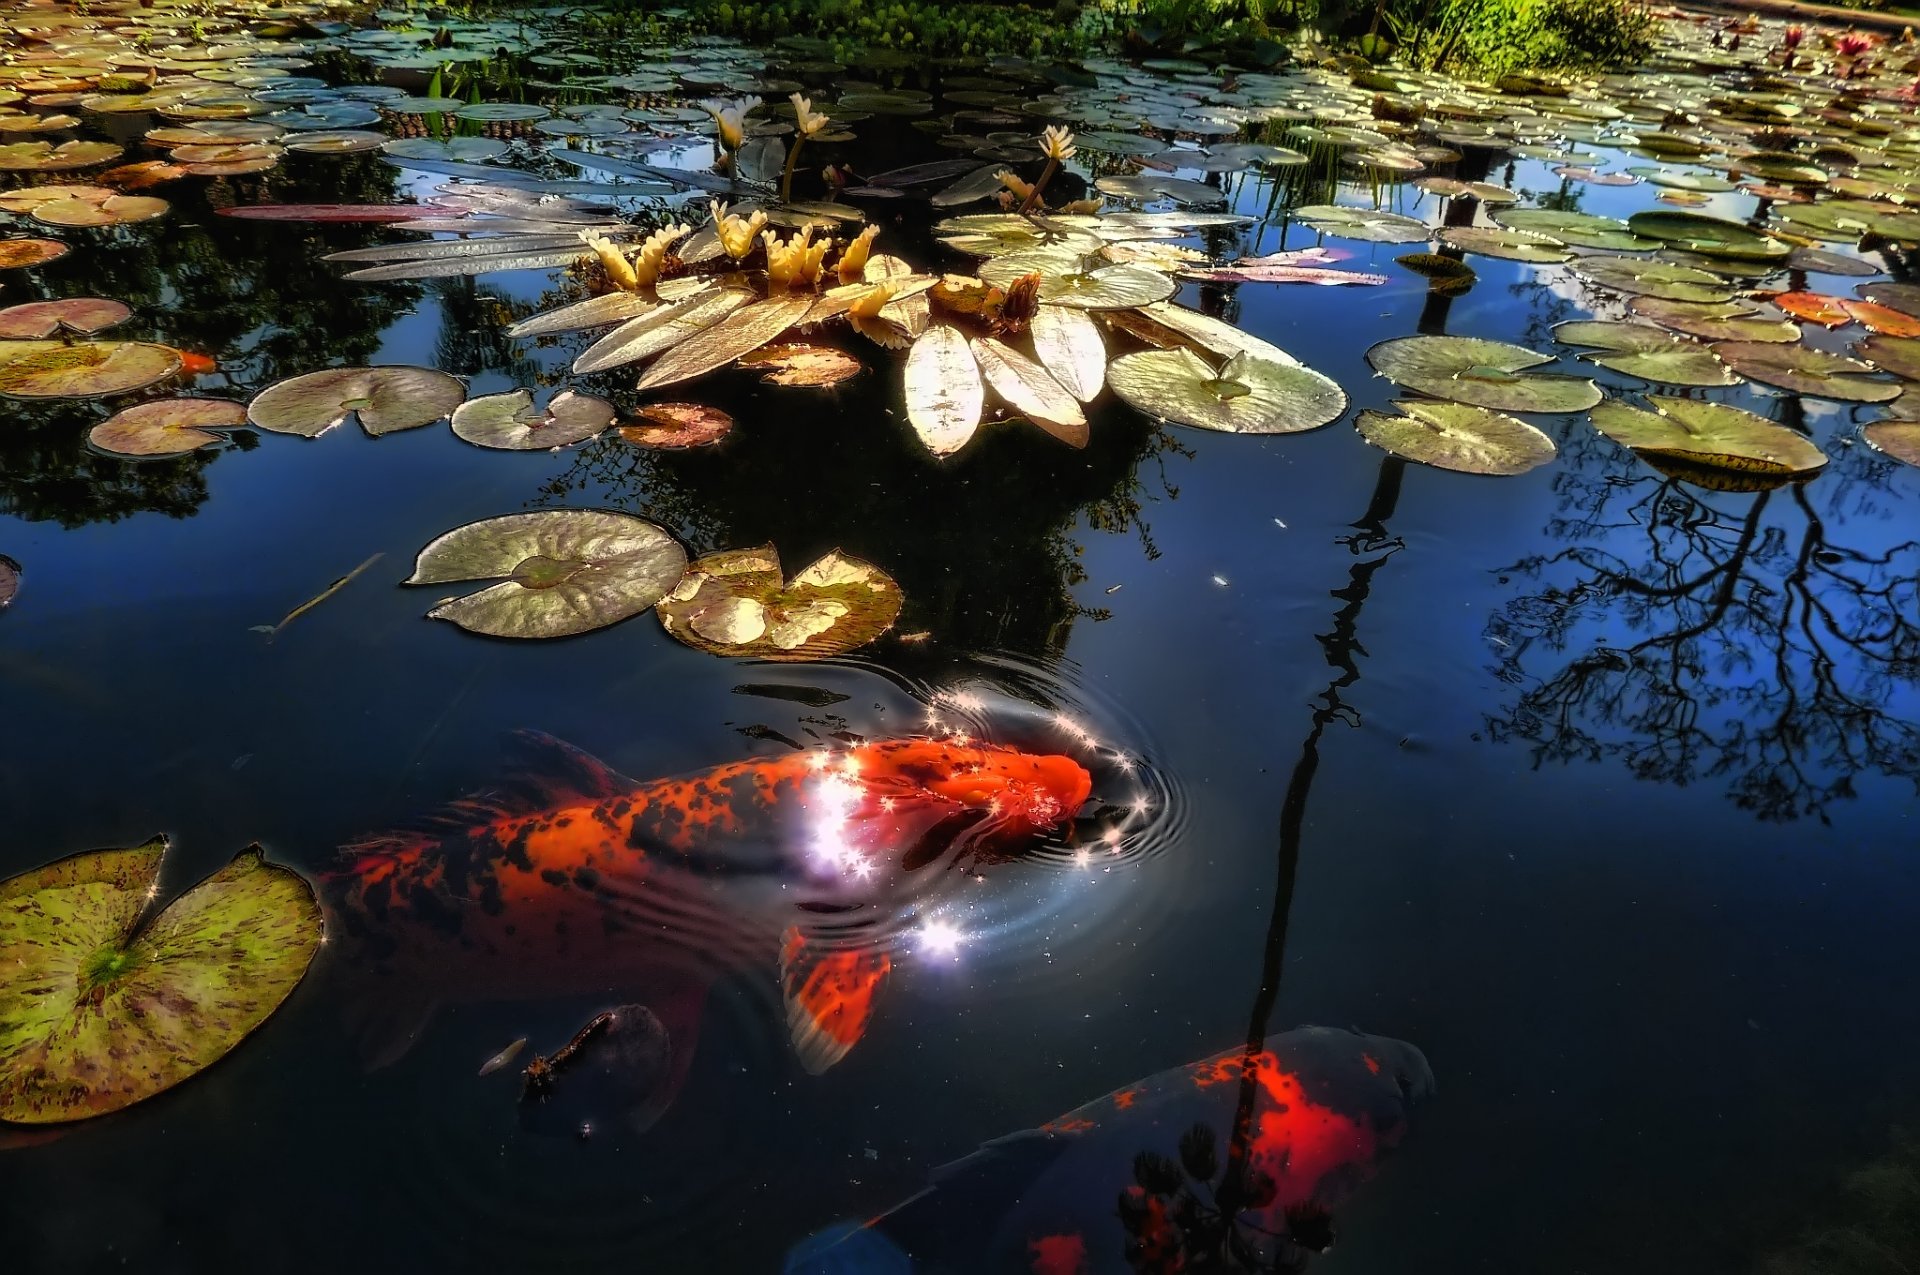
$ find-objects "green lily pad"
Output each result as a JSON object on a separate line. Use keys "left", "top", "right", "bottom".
{"left": 406, "top": 510, "right": 687, "bottom": 640}
{"left": 657, "top": 545, "right": 903, "bottom": 661}
{"left": 1776, "top": 200, "right": 1920, "bottom": 244}
{"left": 1365, "top": 335, "right": 1601, "bottom": 414}
{"left": 1553, "top": 320, "right": 1739, "bottom": 387}
{"left": 931, "top": 213, "right": 1103, "bottom": 259}
{"left": 1566, "top": 255, "right": 1734, "bottom": 303}
{"left": 1292, "top": 205, "right": 1430, "bottom": 244}
{"left": 450, "top": 388, "right": 615, "bottom": 451}
{"left": 977, "top": 253, "right": 1176, "bottom": 310}
{"left": 1626, "top": 168, "right": 1737, "bottom": 193}
{"left": 1106, "top": 347, "right": 1346, "bottom": 435}
{"left": 1590, "top": 397, "right": 1827, "bottom": 477}
{"left": 1095, "top": 173, "right": 1229, "bottom": 206}
{"left": 0, "top": 340, "right": 182, "bottom": 399}
{"left": 1858, "top": 334, "right": 1920, "bottom": 382}
{"left": 1628, "top": 297, "right": 1799, "bottom": 344}
{"left": 1488, "top": 208, "right": 1650, "bottom": 252}
{"left": 1354, "top": 400, "right": 1555, "bottom": 475}
{"left": 1711, "top": 342, "right": 1901, "bottom": 402}
{"left": 1435, "top": 226, "right": 1569, "bottom": 263}
{"left": 1859, "top": 283, "right": 1920, "bottom": 321}
{"left": 1624, "top": 211, "right": 1788, "bottom": 262}
{"left": 0, "top": 837, "right": 322, "bottom": 1125}
{"left": 89, "top": 398, "right": 248, "bottom": 458}
{"left": 247, "top": 365, "right": 467, "bottom": 438}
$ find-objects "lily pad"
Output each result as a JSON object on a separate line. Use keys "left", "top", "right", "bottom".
{"left": 1590, "top": 397, "right": 1827, "bottom": 477}
{"left": 1858, "top": 335, "right": 1920, "bottom": 382}
{"left": 0, "top": 341, "right": 182, "bottom": 399}
{"left": 1354, "top": 400, "right": 1555, "bottom": 475}
{"left": 0, "top": 140, "right": 122, "bottom": 171}
{"left": 657, "top": 546, "right": 902, "bottom": 661}
{"left": 0, "top": 239, "right": 70, "bottom": 269}
{"left": 406, "top": 510, "right": 687, "bottom": 640}
{"left": 621, "top": 403, "right": 734, "bottom": 449}
{"left": 904, "top": 324, "right": 983, "bottom": 458}
{"left": 1862, "top": 421, "right": 1920, "bottom": 468}
{"left": 0, "top": 838, "right": 323, "bottom": 1124}
{"left": 1711, "top": 342, "right": 1901, "bottom": 403}
{"left": 1489, "top": 208, "right": 1649, "bottom": 252}
{"left": 450, "top": 388, "right": 615, "bottom": 451}
{"left": 1625, "top": 210, "right": 1787, "bottom": 261}
{"left": 1566, "top": 255, "right": 1733, "bottom": 304}
{"left": 970, "top": 336, "right": 1086, "bottom": 447}
{"left": 1030, "top": 305, "right": 1104, "bottom": 403}
{"left": 1365, "top": 336, "right": 1601, "bottom": 414}
{"left": 976, "top": 254, "right": 1176, "bottom": 310}
{"left": 736, "top": 343, "right": 862, "bottom": 388}
{"left": 0, "top": 554, "right": 16, "bottom": 609}
{"left": 635, "top": 295, "right": 813, "bottom": 393}
{"left": 1552, "top": 320, "right": 1739, "bottom": 387}
{"left": 1435, "top": 226, "right": 1570, "bottom": 263}
{"left": 1107, "top": 347, "right": 1345, "bottom": 435}
{"left": 0, "top": 298, "right": 129, "bottom": 338}
{"left": 1292, "top": 205, "right": 1429, "bottom": 244}
{"left": 89, "top": 398, "right": 248, "bottom": 458}
{"left": 247, "top": 365, "right": 467, "bottom": 438}
{"left": 1628, "top": 297, "right": 1798, "bottom": 344}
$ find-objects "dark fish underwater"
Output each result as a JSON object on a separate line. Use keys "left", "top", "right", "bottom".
{"left": 784, "top": 1025, "right": 1434, "bottom": 1274}
{"left": 323, "top": 730, "right": 1093, "bottom": 1122}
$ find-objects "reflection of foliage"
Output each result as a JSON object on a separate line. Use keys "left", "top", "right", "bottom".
{"left": 1484, "top": 429, "right": 1920, "bottom": 824}
{"left": 1121, "top": 1124, "right": 1334, "bottom": 1273}
{"left": 1758, "top": 1128, "right": 1920, "bottom": 1275}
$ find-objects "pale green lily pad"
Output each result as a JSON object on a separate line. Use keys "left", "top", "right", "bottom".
{"left": 0, "top": 837, "right": 322, "bottom": 1125}
{"left": 1365, "top": 335, "right": 1601, "bottom": 414}
{"left": 450, "top": 388, "right": 615, "bottom": 450}
{"left": 1628, "top": 296, "right": 1799, "bottom": 343}
{"left": 1567, "top": 255, "right": 1734, "bottom": 303}
{"left": 1106, "top": 346, "right": 1344, "bottom": 435}
{"left": 1711, "top": 342, "right": 1902, "bottom": 402}
{"left": 1354, "top": 401, "right": 1555, "bottom": 475}
{"left": 1293, "top": 205, "right": 1429, "bottom": 244}
{"left": 976, "top": 253, "right": 1176, "bottom": 310}
{"left": 247, "top": 365, "right": 467, "bottom": 437}
{"left": 657, "top": 545, "right": 903, "bottom": 661}
{"left": 1553, "top": 320, "right": 1739, "bottom": 387}
{"left": 1488, "top": 208, "right": 1650, "bottom": 252}
{"left": 1624, "top": 211, "right": 1788, "bottom": 262}
{"left": 1858, "top": 335, "right": 1920, "bottom": 382}
{"left": 931, "top": 213, "right": 1103, "bottom": 258}
{"left": 0, "top": 340, "right": 182, "bottom": 399}
{"left": 1590, "top": 397, "right": 1827, "bottom": 476}
{"left": 407, "top": 510, "right": 687, "bottom": 639}
{"left": 1435, "top": 226, "right": 1569, "bottom": 263}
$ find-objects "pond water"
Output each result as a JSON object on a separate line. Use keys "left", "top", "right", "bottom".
{"left": 2, "top": 6, "right": 1919, "bottom": 1273}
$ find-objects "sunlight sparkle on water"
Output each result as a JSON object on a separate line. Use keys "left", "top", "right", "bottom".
{"left": 919, "top": 918, "right": 965, "bottom": 957}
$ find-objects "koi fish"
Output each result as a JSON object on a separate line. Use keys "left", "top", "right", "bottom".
{"left": 786, "top": 1025, "right": 1433, "bottom": 1274}
{"left": 324, "top": 731, "right": 1092, "bottom": 1108}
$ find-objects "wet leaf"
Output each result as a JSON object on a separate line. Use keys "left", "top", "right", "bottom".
{"left": 970, "top": 336, "right": 1086, "bottom": 447}
{"left": 219, "top": 204, "right": 447, "bottom": 222}
{"left": 1487, "top": 208, "right": 1649, "bottom": 251}
{"left": 407, "top": 510, "right": 687, "bottom": 640}
{"left": 1625, "top": 211, "right": 1788, "bottom": 261}
{"left": 1773, "top": 293, "right": 1920, "bottom": 338}
{"left": 1628, "top": 297, "right": 1798, "bottom": 344}
{"left": 1107, "top": 347, "right": 1345, "bottom": 435}
{"left": 1365, "top": 335, "right": 1600, "bottom": 413}
{"left": 89, "top": 398, "right": 247, "bottom": 458}
{"left": 1435, "top": 226, "right": 1570, "bottom": 263}
{"left": 1862, "top": 421, "right": 1920, "bottom": 468}
{"left": 506, "top": 292, "right": 661, "bottom": 339}
{"left": 0, "top": 838, "right": 322, "bottom": 1124}
{"left": 0, "top": 341, "right": 183, "bottom": 399}
{"left": 0, "top": 554, "right": 17, "bottom": 609}
{"left": 977, "top": 254, "right": 1176, "bottom": 310}
{"left": 0, "top": 239, "right": 70, "bottom": 269}
{"left": 247, "top": 365, "right": 467, "bottom": 437}
{"left": 736, "top": 343, "right": 862, "bottom": 388}
{"left": 1590, "top": 397, "right": 1827, "bottom": 476}
{"left": 1712, "top": 342, "right": 1901, "bottom": 403}
{"left": 635, "top": 295, "right": 812, "bottom": 392}
{"left": 451, "top": 388, "right": 615, "bottom": 451}
{"left": 1354, "top": 401, "right": 1555, "bottom": 475}
{"left": 1113, "top": 301, "right": 1295, "bottom": 366}
{"left": 658, "top": 546, "right": 903, "bottom": 661}
{"left": 621, "top": 403, "right": 734, "bottom": 448}
{"left": 1030, "top": 305, "right": 1105, "bottom": 404}
{"left": 574, "top": 290, "right": 751, "bottom": 376}
{"left": 0, "top": 140, "right": 122, "bottom": 171}
{"left": 1858, "top": 335, "right": 1920, "bottom": 382}
{"left": 1293, "top": 205, "right": 1428, "bottom": 244}
{"left": 1566, "top": 256, "right": 1733, "bottom": 303}
{"left": 1552, "top": 321, "right": 1738, "bottom": 387}
{"left": 904, "top": 324, "right": 983, "bottom": 458}
{"left": 0, "top": 298, "right": 129, "bottom": 338}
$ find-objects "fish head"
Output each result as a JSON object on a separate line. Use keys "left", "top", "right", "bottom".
{"left": 845, "top": 739, "right": 1092, "bottom": 865}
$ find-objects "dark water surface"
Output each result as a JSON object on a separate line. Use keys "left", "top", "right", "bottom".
{"left": 3, "top": 18, "right": 1919, "bottom": 1275}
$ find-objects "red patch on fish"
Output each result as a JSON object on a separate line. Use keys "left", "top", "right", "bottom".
{"left": 1028, "top": 1232, "right": 1087, "bottom": 1275}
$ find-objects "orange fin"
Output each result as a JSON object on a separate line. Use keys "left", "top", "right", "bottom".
{"left": 780, "top": 923, "right": 891, "bottom": 1074}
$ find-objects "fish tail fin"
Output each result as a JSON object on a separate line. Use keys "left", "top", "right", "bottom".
{"left": 780, "top": 924, "right": 891, "bottom": 1075}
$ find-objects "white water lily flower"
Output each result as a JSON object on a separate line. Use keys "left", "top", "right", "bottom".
{"left": 702, "top": 97, "right": 754, "bottom": 151}
{"left": 791, "top": 92, "right": 830, "bottom": 138}
{"left": 1040, "top": 125, "right": 1076, "bottom": 162}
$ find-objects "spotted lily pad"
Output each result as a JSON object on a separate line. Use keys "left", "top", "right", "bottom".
{"left": 1590, "top": 397, "right": 1827, "bottom": 477}
{"left": 450, "top": 388, "right": 615, "bottom": 451}
{"left": 1106, "top": 347, "right": 1345, "bottom": 435}
{"left": 1553, "top": 321, "right": 1739, "bottom": 387}
{"left": 1711, "top": 342, "right": 1901, "bottom": 403}
{"left": 0, "top": 837, "right": 323, "bottom": 1124}
{"left": 0, "top": 340, "right": 182, "bottom": 399}
{"left": 657, "top": 545, "right": 903, "bottom": 661}
{"left": 89, "top": 398, "right": 248, "bottom": 458}
{"left": 247, "top": 365, "right": 467, "bottom": 438}
{"left": 0, "top": 298, "right": 129, "bottom": 338}
{"left": 1354, "top": 401, "right": 1554, "bottom": 475}
{"left": 407, "top": 510, "right": 687, "bottom": 640}
{"left": 1365, "top": 336, "right": 1600, "bottom": 414}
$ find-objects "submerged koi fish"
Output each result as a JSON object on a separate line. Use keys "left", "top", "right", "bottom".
{"left": 786, "top": 1026, "right": 1433, "bottom": 1274}
{"left": 325, "top": 731, "right": 1091, "bottom": 1112}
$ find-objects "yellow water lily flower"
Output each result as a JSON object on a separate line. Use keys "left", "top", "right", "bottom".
{"left": 584, "top": 231, "right": 639, "bottom": 291}
{"left": 701, "top": 97, "right": 753, "bottom": 151}
{"left": 790, "top": 92, "right": 830, "bottom": 138}
{"left": 631, "top": 223, "right": 689, "bottom": 288}
{"left": 997, "top": 170, "right": 1037, "bottom": 203}
{"left": 837, "top": 225, "right": 881, "bottom": 282}
{"left": 763, "top": 225, "right": 831, "bottom": 291}
{"left": 709, "top": 200, "right": 768, "bottom": 260}
{"left": 1040, "top": 125, "right": 1076, "bottom": 162}
{"left": 847, "top": 282, "right": 895, "bottom": 318}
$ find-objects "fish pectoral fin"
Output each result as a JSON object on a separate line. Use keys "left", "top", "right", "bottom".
{"left": 780, "top": 922, "right": 891, "bottom": 1075}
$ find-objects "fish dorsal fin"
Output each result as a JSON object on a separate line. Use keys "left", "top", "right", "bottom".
{"left": 780, "top": 921, "right": 891, "bottom": 1075}
{"left": 497, "top": 729, "right": 638, "bottom": 807}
